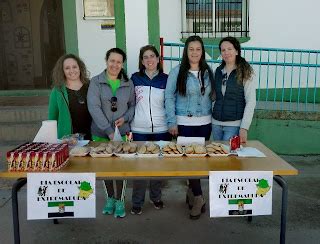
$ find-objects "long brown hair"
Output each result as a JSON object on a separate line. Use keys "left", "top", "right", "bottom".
{"left": 177, "top": 35, "right": 214, "bottom": 96}
{"left": 219, "top": 37, "right": 253, "bottom": 84}
{"left": 51, "top": 54, "right": 89, "bottom": 88}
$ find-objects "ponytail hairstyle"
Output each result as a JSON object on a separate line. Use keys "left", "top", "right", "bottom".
{"left": 105, "top": 47, "right": 129, "bottom": 81}
{"left": 177, "top": 35, "right": 214, "bottom": 96}
{"left": 138, "top": 45, "right": 163, "bottom": 76}
{"left": 218, "top": 36, "right": 253, "bottom": 84}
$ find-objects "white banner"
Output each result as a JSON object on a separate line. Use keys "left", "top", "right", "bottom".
{"left": 209, "top": 171, "right": 273, "bottom": 217}
{"left": 27, "top": 173, "right": 96, "bottom": 220}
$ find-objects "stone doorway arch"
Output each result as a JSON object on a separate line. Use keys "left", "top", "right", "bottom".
{"left": 0, "top": 0, "right": 65, "bottom": 90}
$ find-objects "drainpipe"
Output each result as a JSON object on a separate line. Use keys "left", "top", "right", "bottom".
{"left": 160, "top": 37, "right": 164, "bottom": 67}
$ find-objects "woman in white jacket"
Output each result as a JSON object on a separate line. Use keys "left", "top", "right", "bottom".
{"left": 130, "top": 45, "right": 171, "bottom": 215}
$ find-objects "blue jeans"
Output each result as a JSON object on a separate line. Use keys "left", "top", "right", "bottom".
{"left": 178, "top": 124, "right": 212, "bottom": 196}
{"left": 212, "top": 124, "right": 240, "bottom": 141}
{"left": 132, "top": 132, "right": 171, "bottom": 208}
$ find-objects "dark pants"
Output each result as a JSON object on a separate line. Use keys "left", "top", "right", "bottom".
{"left": 178, "top": 124, "right": 212, "bottom": 196}
{"left": 93, "top": 136, "right": 125, "bottom": 200}
{"left": 132, "top": 132, "right": 171, "bottom": 207}
{"left": 104, "top": 180, "right": 124, "bottom": 200}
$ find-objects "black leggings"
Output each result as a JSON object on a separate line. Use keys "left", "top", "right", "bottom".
{"left": 104, "top": 180, "right": 124, "bottom": 200}
{"left": 178, "top": 123, "right": 212, "bottom": 196}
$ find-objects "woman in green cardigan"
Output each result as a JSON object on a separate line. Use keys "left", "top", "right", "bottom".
{"left": 48, "top": 54, "right": 92, "bottom": 139}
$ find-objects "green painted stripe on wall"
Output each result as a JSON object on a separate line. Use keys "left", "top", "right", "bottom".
{"left": 248, "top": 118, "right": 320, "bottom": 154}
{"left": 62, "top": 0, "right": 78, "bottom": 55}
{"left": 148, "top": 0, "right": 160, "bottom": 50}
{"left": 258, "top": 88, "right": 320, "bottom": 103}
{"left": 114, "top": 0, "right": 127, "bottom": 70}
{"left": 115, "top": 0, "right": 126, "bottom": 52}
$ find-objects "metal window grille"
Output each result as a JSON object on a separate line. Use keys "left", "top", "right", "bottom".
{"left": 182, "top": 0, "right": 249, "bottom": 39}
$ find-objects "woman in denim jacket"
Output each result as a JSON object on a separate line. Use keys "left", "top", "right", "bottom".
{"left": 165, "top": 35, "right": 214, "bottom": 220}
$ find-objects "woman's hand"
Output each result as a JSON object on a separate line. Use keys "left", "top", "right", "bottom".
{"left": 115, "top": 117, "right": 125, "bottom": 127}
{"left": 168, "top": 126, "right": 179, "bottom": 137}
{"left": 239, "top": 128, "right": 248, "bottom": 144}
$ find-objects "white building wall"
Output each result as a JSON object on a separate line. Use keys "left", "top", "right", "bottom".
{"left": 75, "top": 0, "right": 149, "bottom": 77}
{"left": 159, "top": 0, "right": 182, "bottom": 43}
{"left": 246, "top": 0, "right": 320, "bottom": 50}
{"left": 160, "top": 0, "right": 320, "bottom": 50}
{"left": 159, "top": 0, "right": 183, "bottom": 73}
{"left": 75, "top": 2, "right": 116, "bottom": 77}
{"left": 158, "top": 0, "right": 320, "bottom": 89}
{"left": 74, "top": 0, "right": 320, "bottom": 82}
{"left": 124, "top": 0, "right": 148, "bottom": 76}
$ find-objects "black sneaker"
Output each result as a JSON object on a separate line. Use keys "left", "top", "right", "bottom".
{"left": 150, "top": 200, "right": 164, "bottom": 210}
{"left": 130, "top": 206, "right": 142, "bottom": 215}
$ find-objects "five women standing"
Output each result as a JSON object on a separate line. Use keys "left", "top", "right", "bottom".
{"left": 49, "top": 35, "right": 255, "bottom": 220}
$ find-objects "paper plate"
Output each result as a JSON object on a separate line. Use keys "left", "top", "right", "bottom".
{"left": 89, "top": 152, "right": 113, "bottom": 158}
{"left": 136, "top": 153, "right": 160, "bottom": 158}
{"left": 185, "top": 154, "right": 207, "bottom": 157}
{"left": 69, "top": 147, "right": 90, "bottom": 157}
{"left": 162, "top": 153, "right": 184, "bottom": 157}
{"left": 114, "top": 153, "right": 137, "bottom": 158}
{"left": 207, "top": 153, "right": 229, "bottom": 157}
{"left": 206, "top": 143, "right": 230, "bottom": 156}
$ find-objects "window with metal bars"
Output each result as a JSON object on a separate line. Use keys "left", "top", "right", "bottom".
{"left": 182, "top": 0, "right": 249, "bottom": 39}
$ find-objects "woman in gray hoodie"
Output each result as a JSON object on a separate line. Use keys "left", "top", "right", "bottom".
{"left": 87, "top": 48, "right": 135, "bottom": 218}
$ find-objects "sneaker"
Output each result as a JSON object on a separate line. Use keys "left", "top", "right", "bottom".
{"left": 102, "top": 197, "right": 115, "bottom": 215}
{"left": 150, "top": 200, "right": 164, "bottom": 210}
{"left": 114, "top": 200, "right": 126, "bottom": 218}
{"left": 130, "top": 206, "right": 142, "bottom": 215}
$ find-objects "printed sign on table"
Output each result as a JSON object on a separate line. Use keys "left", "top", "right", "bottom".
{"left": 209, "top": 171, "right": 273, "bottom": 217}
{"left": 27, "top": 173, "right": 96, "bottom": 220}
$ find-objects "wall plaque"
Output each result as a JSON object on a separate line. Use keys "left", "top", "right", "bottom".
{"left": 83, "top": 0, "right": 114, "bottom": 19}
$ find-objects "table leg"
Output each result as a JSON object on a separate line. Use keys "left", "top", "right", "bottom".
{"left": 273, "top": 175, "right": 288, "bottom": 244}
{"left": 12, "top": 178, "right": 27, "bottom": 244}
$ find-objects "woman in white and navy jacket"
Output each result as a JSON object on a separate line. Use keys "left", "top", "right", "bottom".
{"left": 130, "top": 45, "right": 171, "bottom": 215}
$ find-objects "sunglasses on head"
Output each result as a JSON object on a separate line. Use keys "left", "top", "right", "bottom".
{"left": 222, "top": 73, "right": 228, "bottom": 86}
{"left": 200, "top": 86, "right": 205, "bottom": 96}
{"left": 110, "top": 96, "right": 117, "bottom": 112}
{"left": 197, "top": 72, "right": 205, "bottom": 96}
{"left": 75, "top": 91, "right": 85, "bottom": 105}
